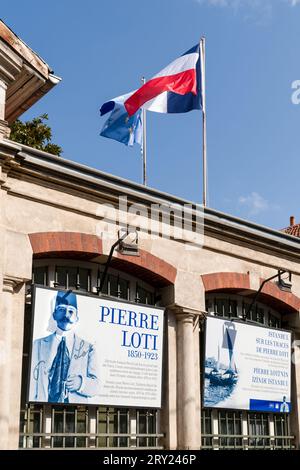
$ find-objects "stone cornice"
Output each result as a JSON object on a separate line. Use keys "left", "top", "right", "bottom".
{"left": 0, "top": 21, "right": 61, "bottom": 124}
{"left": 167, "top": 304, "right": 205, "bottom": 318}
{"left": 3, "top": 275, "right": 24, "bottom": 293}
{"left": 0, "top": 140, "right": 23, "bottom": 189}
{"left": 0, "top": 38, "right": 22, "bottom": 85}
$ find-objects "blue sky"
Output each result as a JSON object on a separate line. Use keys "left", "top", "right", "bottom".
{"left": 2, "top": 0, "right": 300, "bottom": 230}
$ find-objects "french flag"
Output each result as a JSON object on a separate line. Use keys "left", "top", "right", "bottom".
{"left": 124, "top": 44, "right": 202, "bottom": 116}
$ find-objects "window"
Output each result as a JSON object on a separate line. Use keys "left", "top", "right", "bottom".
{"left": 210, "top": 298, "right": 238, "bottom": 319}
{"left": 274, "top": 414, "right": 293, "bottom": 449}
{"left": 100, "top": 274, "right": 129, "bottom": 300}
{"left": 268, "top": 312, "right": 281, "bottom": 329}
{"left": 218, "top": 411, "right": 243, "bottom": 449}
{"left": 19, "top": 405, "right": 43, "bottom": 449}
{"left": 20, "top": 406, "right": 161, "bottom": 449}
{"left": 54, "top": 266, "right": 91, "bottom": 292}
{"left": 136, "top": 409, "right": 158, "bottom": 448}
{"left": 32, "top": 266, "right": 48, "bottom": 286}
{"left": 136, "top": 283, "right": 154, "bottom": 305}
{"left": 248, "top": 413, "right": 270, "bottom": 449}
{"left": 206, "top": 294, "right": 281, "bottom": 328}
{"left": 97, "top": 407, "right": 129, "bottom": 448}
{"left": 201, "top": 409, "right": 212, "bottom": 449}
{"left": 51, "top": 406, "right": 89, "bottom": 448}
{"left": 243, "top": 303, "right": 265, "bottom": 324}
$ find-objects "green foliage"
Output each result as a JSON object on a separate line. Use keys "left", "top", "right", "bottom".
{"left": 10, "top": 113, "right": 62, "bottom": 156}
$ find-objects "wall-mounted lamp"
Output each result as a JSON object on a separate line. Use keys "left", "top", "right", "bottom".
{"left": 277, "top": 271, "right": 292, "bottom": 293}
{"left": 97, "top": 229, "right": 139, "bottom": 295}
{"left": 118, "top": 228, "right": 139, "bottom": 256}
{"left": 243, "top": 269, "right": 292, "bottom": 321}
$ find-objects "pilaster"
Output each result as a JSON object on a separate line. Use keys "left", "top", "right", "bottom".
{"left": 0, "top": 276, "right": 26, "bottom": 449}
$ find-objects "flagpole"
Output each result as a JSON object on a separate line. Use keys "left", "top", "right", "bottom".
{"left": 200, "top": 37, "right": 207, "bottom": 207}
{"left": 141, "top": 76, "right": 147, "bottom": 185}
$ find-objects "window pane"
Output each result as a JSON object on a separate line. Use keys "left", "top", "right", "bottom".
{"left": 97, "top": 407, "right": 109, "bottom": 447}
{"left": 76, "top": 408, "right": 88, "bottom": 447}
{"left": 67, "top": 267, "right": 78, "bottom": 290}
{"left": 100, "top": 275, "right": 108, "bottom": 295}
{"left": 213, "top": 299, "right": 237, "bottom": 319}
{"left": 56, "top": 266, "right": 67, "bottom": 288}
{"left": 218, "top": 411, "right": 242, "bottom": 449}
{"left": 274, "top": 414, "right": 292, "bottom": 449}
{"left": 65, "top": 408, "right": 76, "bottom": 448}
{"left": 109, "top": 275, "right": 119, "bottom": 297}
{"left": 201, "top": 409, "right": 212, "bottom": 449}
{"left": 136, "top": 409, "right": 156, "bottom": 448}
{"left": 269, "top": 313, "right": 281, "bottom": 329}
{"left": 52, "top": 408, "right": 64, "bottom": 448}
{"left": 78, "top": 268, "right": 89, "bottom": 291}
{"left": 55, "top": 267, "right": 90, "bottom": 291}
{"left": 33, "top": 266, "right": 47, "bottom": 286}
{"left": 256, "top": 307, "right": 265, "bottom": 325}
{"left": 119, "top": 278, "right": 129, "bottom": 300}
{"left": 136, "top": 285, "right": 154, "bottom": 305}
{"left": 248, "top": 413, "right": 270, "bottom": 449}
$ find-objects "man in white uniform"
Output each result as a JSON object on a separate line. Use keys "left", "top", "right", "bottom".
{"left": 30, "top": 290, "right": 100, "bottom": 404}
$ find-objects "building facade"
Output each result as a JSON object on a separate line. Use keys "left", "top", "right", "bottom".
{"left": 1, "top": 21, "right": 300, "bottom": 450}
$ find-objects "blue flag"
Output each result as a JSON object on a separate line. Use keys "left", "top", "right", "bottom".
{"left": 100, "top": 91, "right": 142, "bottom": 147}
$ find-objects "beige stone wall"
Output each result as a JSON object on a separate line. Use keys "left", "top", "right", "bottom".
{"left": 6, "top": 175, "right": 300, "bottom": 293}
{"left": 1, "top": 171, "right": 300, "bottom": 450}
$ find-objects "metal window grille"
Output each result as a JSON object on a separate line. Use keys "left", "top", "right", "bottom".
{"left": 213, "top": 298, "right": 237, "bottom": 319}
{"left": 243, "top": 303, "right": 265, "bottom": 325}
{"left": 19, "top": 405, "right": 162, "bottom": 449}
{"left": 98, "top": 273, "right": 130, "bottom": 301}
{"left": 54, "top": 266, "right": 91, "bottom": 292}
{"left": 96, "top": 407, "right": 128, "bottom": 448}
{"left": 256, "top": 306, "right": 265, "bottom": 325}
{"left": 32, "top": 266, "right": 48, "bottom": 286}
{"left": 218, "top": 411, "right": 243, "bottom": 449}
{"left": 135, "top": 283, "right": 154, "bottom": 305}
{"left": 50, "top": 406, "right": 89, "bottom": 448}
{"left": 248, "top": 413, "right": 270, "bottom": 448}
{"left": 242, "top": 300, "right": 255, "bottom": 323}
{"left": 207, "top": 295, "right": 281, "bottom": 329}
{"left": 200, "top": 433, "right": 295, "bottom": 449}
{"left": 200, "top": 411, "right": 294, "bottom": 450}
{"left": 274, "top": 414, "right": 292, "bottom": 449}
{"left": 268, "top": 312, "right": 281, "bottom": 329}
{"left": 19, "top": 405, "right": 44, "bottom": 448}
{"left": 136, "top": 409, "right": 158, "bottom": 448}
{"left": 201, "top": 409, "right": 213, "bottom": 449}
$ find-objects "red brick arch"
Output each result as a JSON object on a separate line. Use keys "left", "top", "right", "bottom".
{"left": 201, "top": 272, "right": 300, "bottom": 313}
{"left": 29, "top": 232, "right": 176, "bottom": 287}
{"left": 202, "top": 272, "right": 250, "bottom": 292}
{"left": 29, "top": 232, "right": 103, "bottom": 260}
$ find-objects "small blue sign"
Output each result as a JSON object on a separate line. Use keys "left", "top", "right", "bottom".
{"left": 249, "top": 398, "right": 291, "bottom": 413}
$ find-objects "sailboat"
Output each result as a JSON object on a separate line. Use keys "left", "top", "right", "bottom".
{"left": 209, "top": 344, "right": 224, "bottom": 384}
{"left": 209, "top": 329, "right": 238, "bottom": 386}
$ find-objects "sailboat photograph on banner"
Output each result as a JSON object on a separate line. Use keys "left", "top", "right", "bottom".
{"left": 204, "top": 321, "right": 239, "bottom": 407}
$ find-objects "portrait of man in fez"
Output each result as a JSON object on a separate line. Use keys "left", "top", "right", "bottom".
{"left": 29, "top": 290, "right": 100, "bottom": 404}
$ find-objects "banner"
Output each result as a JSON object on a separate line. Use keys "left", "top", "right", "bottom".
{"left": 203, "top": 316, "right": 291, "bottom": 412}
{"left": 28, "top": 286, "right": 164, "bottom": 407}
